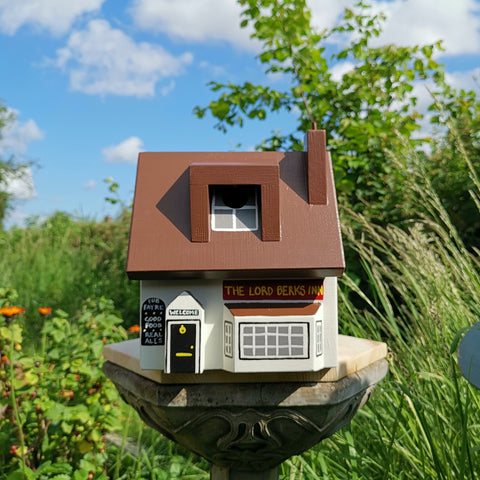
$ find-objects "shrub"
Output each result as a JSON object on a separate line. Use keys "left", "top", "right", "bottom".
{"left": 0, "top": 291, "right": 127, "bottom": 479}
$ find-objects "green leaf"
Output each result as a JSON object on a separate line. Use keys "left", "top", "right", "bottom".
{"left": 47, "top": 348, "right": 61, "bottom": 360}
{"left": 79, "top": 459, "right": 96, "bottom": 472}
{"left": 61, "top": 420, "right": 73, "bottom": 434}
{"left": 7, "top": 468, "right": 35, "bottom": 480}
{"left": 73, "top": 470, "right": 89, "bottom": 480}
{"left": 89, "top": 339, "right": 105, "bottom": 358}
{"left": 210, "top": 100, "right": 230, "bottom": 119}
{"left": 36, "top": 462, "right": 73, "bottom": 476}
{"left": 0, "top": 324, "right": 22, "bottom": 343}
{"left": 72, "top": 409, "right": 92, "bottom": 424}
{"left": 0, "top": 326, "right": 10, "bottom": 340}
{"left": 45, "top": 403, "right": 66, "bottom": 422}
{"left": 77, "top": 439, "right": 94, "bottom": 454}
{"left": 89, "top": 428, "right": 103, "bottom": 443}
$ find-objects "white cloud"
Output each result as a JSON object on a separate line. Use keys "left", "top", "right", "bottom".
{"left": 369, "top": 0, "right": 480, "bottom": 56}
{"left": 0, "top": 109, "right": 41, "bottom": 212}
{"left": 127, "top": 0, "right": 480, "bottom": 60}
{"left": 129, "top": 0, "right": 351, "bottom": 52}
{"left": 0, "top": 108, "right": 44, "bottom": 155}
{"left": 330, "top": 61, "right": 355, "bottom": 82}
{"left": 0, "top": 0, "right": 104, "bottom": 36}
{"left": 308, "top": 0, "right": 353, "bottom": 33}
{"left": 130, "top": 0, "right": 256, "bottom": 50}
{"left": 102, "top": 136, "right": 143, "bottom": 164}
{"left": 54, "top": 19, "right": 193, "bottom": 97}
{"left": 0, "top": 166, "right": 36, "bottom": 201}
{"left": 446, "top": 68, "right": 480, "bottom": 92}
{"left": 310, "top": 1, "right": 480, "bottom": 58}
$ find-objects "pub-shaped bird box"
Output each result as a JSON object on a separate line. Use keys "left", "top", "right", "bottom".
{"left": 127, "top": 130, "right": 344, "bottom": 375}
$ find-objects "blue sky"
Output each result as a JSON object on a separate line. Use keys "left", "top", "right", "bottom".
{"left": 1, "top": 0, "right": 480, "bottom": 227}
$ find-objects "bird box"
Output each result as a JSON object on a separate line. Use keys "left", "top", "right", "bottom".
{"left": 126, "top": 129, "right": 345, "bottom": 376}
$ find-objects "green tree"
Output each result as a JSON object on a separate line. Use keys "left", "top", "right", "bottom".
{"left": 0, "top": 101, "right": 31, "bottom": 229}
{"left": 426, "top": 83, "right": 480, "bottom": 248}
{"left": 194, "top": 0, "right": 445, "bottom": 224}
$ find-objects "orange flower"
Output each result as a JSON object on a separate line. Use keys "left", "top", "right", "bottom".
{"left": 128, "top": 324, "right": 141, "bottom": 333}
{"left": 1, "top": 354, "right": 8, "bottom": 363}
{"left": 0, "top": 306, "right": 25, "bottom": 318}
{"left": 38, "top": 307, "right": 52, "bottom": 316}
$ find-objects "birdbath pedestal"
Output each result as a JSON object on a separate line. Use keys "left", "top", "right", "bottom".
{"left": 103, "top": 335, "right": 388, "bottom": 479}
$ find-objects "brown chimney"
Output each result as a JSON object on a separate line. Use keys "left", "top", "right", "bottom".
{"left": 306, "top": 129, "right": 327, "bottom": 205}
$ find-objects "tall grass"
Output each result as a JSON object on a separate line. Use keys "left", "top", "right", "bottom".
{"left": 325, "top": 219, "right": 480, "bottom": 480}
{"left": 283, "top": 142, "right": 480, "bottom": 479}
{"left": 106, "top": 413, "right": 210, "bottom": 479}
{"left": 0, "top": 210, "right": 138, "bottom": 341}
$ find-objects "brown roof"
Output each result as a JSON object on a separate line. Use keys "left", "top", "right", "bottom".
{"left": 126, "top": 131, "right": 344, "bottom": 280}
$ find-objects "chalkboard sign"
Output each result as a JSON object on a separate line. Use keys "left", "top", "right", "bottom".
{"left": 141, "top": 298, "right": 165, "bottom": 346}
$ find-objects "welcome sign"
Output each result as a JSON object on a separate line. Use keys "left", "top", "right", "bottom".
{"left": 223, "top": 280, "right": 324, "bottom": 302}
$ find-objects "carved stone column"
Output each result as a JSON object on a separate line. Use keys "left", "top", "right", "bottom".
{"left": 103, "top": 358, "right": 388, "bottom": 479}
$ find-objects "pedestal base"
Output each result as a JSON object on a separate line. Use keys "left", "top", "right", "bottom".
{"left": 211, "top": 465, "right": 278, "bottom": 480}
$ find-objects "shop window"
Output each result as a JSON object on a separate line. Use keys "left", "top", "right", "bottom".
{"left": 316, "top": 320, "right": 323, "bottom": 356}
{"left": 224, "top": 321, "right": 233, "bottom": 358}
{"left": 239, "top": 322, "right": 309, "bottom": 360}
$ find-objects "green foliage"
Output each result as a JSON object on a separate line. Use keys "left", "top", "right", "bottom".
{"left": 104, "top": 177, "right": 132, "bottom": 212}
{"left": 278, "top": 139, "right": 480, "bottom": 478}
{"left": 194, "top": 0, "right": 445, "bottom": 224}
{"left": 0, "top": 296, "right": 128, "bottom": 478}
{"left": 426, "top": 85, "right": 480, "bottom": 249}
{"left": 104, "top": 177, "right": 120, "bottom": 206}
{"left": 0, "top": 211, "right": 138, "bottom": 341}
{"left": 330, "top": 221, "right": 480, "bottom": 479}
{"left": 106, "top": 426, "right": 209, "bottom": 480}
{"left": 0, "top": 293, "right": 210, "bottom": 479}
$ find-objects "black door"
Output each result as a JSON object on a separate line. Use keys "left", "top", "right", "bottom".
{"left": 169, "top": 323, "right": 197, "bottom": 373}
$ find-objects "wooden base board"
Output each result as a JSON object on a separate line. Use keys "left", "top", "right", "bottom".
{"left": 103, "top": 335, "right": 387, "bottom": 384}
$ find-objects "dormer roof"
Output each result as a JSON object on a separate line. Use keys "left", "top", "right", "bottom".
{"left": 126, "top": 130, "right": 344, "bottom": 280}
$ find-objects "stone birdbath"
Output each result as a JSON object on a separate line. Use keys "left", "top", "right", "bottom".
{"left": 103, "top": 335, "right": 388, "bottom": 480}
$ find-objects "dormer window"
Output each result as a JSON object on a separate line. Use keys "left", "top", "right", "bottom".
{"left": 211, "top": 185, "right": 259, "bottom": 232}
{"left": 189, "top": 162, "right": 280, "bottom": 242}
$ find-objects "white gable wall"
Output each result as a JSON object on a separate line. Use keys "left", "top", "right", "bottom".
{"left": 140, "top": 279, "right": 223, "bottom": 370}
{"left": 323, "top": 276, "right": 338, "bottom": 368}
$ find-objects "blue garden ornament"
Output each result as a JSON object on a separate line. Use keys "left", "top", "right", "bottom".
{"left": 458, "top": 321, "right": 480, "bottom": 390}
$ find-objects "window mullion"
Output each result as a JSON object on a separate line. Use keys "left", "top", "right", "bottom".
{"left": 232, "top": 208, "right": 238, "bottom": 230}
